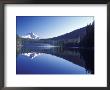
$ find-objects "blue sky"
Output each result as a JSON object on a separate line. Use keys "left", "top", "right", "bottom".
{"left": 16, "top": 16, "right": 94, "bottom": 39}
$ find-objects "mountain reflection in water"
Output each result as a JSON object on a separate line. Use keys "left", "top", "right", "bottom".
{"left": 16, "top": 46, "right": 94, "bottom": 74}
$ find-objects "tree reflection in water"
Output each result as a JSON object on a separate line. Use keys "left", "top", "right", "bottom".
{"left": 17, "top": 46, "right": 94, "bottom": 74}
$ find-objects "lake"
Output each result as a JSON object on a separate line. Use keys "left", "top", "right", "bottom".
{"left": 16, "top": 45, "right": 94, "bottom": 74}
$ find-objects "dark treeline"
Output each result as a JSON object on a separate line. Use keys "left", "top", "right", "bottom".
{"left": 16, "top": 34, "right": 22, "bottom": 46}
{"left": 79, "top": 22, "right": 94, "bottom": 48}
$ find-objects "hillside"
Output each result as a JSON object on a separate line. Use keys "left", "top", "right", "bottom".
{"left": 50, "top": 26, "right": 86, "bottom": 41}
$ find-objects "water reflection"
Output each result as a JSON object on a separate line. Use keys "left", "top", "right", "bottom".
{"left": 22, "top": 52, "right": 44, "bottom": 59}
{"left": 16, "top": 46, "right": 94, "bottom": 74}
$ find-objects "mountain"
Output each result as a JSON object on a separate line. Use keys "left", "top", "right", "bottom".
{"left": 49, "top": 26, "right": 87, "bottom": 41}
{"left": 18, "top": 22, "right": 94, "bottom": 48}
{"left": 21, "top": 32, "right": 39, "bottom": 39}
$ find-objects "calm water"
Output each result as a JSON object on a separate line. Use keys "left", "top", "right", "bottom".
{"left": 16, "top": 45, "right": 94, "bottom": 74}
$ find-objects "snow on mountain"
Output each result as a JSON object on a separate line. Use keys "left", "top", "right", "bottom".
{"left": 21, "top": 32, "right": 39, "bottom": 39}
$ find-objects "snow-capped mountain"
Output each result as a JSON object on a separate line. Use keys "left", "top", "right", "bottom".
{"left": 21, "top": 32, "right": 39, "bottom": 39}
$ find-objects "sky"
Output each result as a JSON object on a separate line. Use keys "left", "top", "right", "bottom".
{"left": 16, "top": 16, "right": 94, "bottom": 39}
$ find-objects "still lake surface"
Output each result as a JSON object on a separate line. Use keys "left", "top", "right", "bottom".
{"left": 16, "top": 45, "right": 94, "bottom": 74}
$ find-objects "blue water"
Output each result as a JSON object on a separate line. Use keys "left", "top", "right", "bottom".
{"left": 16, "top": 46, "right": 94, "bottom": 74}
